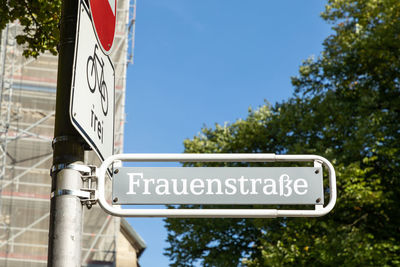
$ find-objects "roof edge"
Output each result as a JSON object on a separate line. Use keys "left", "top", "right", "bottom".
{"left": 120, "top": 218, "right": 146, "bottom": 256}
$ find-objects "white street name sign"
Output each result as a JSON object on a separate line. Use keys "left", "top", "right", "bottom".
{"left": 112, "top": 167, "right": 324, "bottom": 205}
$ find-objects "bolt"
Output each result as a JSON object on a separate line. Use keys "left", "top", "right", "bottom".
{"left": 73, "top": 112, "right": 76, "bottom": 117}
{"left": 315, "top": 169, "right": 319, "bottom": 174}
{"left": 114, "top": 169, "right": 119, "bottom": 174}
{"left": 113, "top": 197, "right": 118, "bottom": 203}
{"left": 316, "top": 198, "right": 321, "bottom": 203}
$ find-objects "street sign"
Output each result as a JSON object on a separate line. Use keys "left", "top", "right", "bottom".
{"left": 113, "top": 167, "right": 324, "bottom": 205}
{"left": 89, "top": 0, "right": 117, "bottom": 54}
{"left": 70, "top": 1, "right": 115, "bottom": 161}
{"left": 97, "top": 154, "right": 337, "bottom": 218}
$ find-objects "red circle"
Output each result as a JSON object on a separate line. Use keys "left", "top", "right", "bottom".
{"left": 89, "top": 0, "right": 116, "bottom": 53}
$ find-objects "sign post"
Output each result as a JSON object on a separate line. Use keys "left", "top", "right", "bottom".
{"left": 48, "top": 0, "right": 85, "bottom": 265}
{"left": 49, "top": 0, "right": 117, "bottom": 266}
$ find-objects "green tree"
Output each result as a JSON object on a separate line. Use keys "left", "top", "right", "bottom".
{"left": 165, "top": 0, "right": 400, "bottom": 266}
{"left": 0, "top": 0, "right": 61, "bottom": 57}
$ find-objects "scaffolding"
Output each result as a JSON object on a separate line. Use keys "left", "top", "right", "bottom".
{"left": 0, "top": 0, "right": 137, "bottom": 266}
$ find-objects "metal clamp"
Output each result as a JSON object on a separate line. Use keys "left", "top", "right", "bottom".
{"left": 81, "top": 165, "right": 99, "bottom": 209}
{"left": 80, "top": 188, "right": 98, "bottom": 209}
{"left": 50, "top": 188, "right": 97, "bottom": 209}
{"left": 51, "top": 189, "right": 91, "bottom": 199}
{"left": 52, "top": 135, "right": 91, "bottom": 150}
{"left": 50, "top": 164, "right": 99, "bottom": 208}
{"left": 50, "top": 163, "right": 92, "bottom": 176}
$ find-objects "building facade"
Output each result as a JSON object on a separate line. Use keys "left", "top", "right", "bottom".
{"left": 0, "top": 0, "right": 142, "bottom": 266}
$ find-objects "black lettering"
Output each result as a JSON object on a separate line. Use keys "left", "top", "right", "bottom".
{"left": 90, "top": 106, "right": 104, "bottom": 144}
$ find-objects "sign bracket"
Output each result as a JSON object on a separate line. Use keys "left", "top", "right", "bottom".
{"left": 49, "top": 163, "right": 98, "bottom": 209}
{"left": 95, "top": 153, "right": 337, "bottom": 218}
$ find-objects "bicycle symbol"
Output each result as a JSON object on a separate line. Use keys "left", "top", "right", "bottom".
{"left": 86, "top": 44, "right": 108, "bottom": 116}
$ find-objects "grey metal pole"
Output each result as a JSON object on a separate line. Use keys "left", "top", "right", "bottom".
{"left": 48, "top": 0, "right": 86, "bottom": 266}
{"left": 48, "top": 168, "right": 83, "bottom": 266}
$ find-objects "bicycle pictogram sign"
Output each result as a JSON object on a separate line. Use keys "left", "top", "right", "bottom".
{"left": 86, "top": 44, "right": 109, "bottom": 116}
{"left": 70, "top": 0, "right": 114, "bottom": 162}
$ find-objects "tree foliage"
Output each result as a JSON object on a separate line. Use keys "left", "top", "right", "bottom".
{"left": 165, "top": 0, "right": 400, "bottom": 266}
{"left": 0, "top": 0, "right": 61, "bottom": 57}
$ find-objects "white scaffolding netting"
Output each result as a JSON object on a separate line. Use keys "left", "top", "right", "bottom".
{"left": 0, "top": 0, "right": 136, "bottom": 266}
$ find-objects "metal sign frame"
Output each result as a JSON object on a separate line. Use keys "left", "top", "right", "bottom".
{"left": 97, "top": 154, "right": 337, "bottom": 218}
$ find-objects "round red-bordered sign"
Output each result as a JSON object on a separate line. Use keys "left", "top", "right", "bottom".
{"left": 89, "top": 0, "right": 117, "bottom": 54}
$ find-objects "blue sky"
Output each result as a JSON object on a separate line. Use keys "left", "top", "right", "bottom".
{"left": 123, "top": 1, "right": 332, "bottom": 266}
